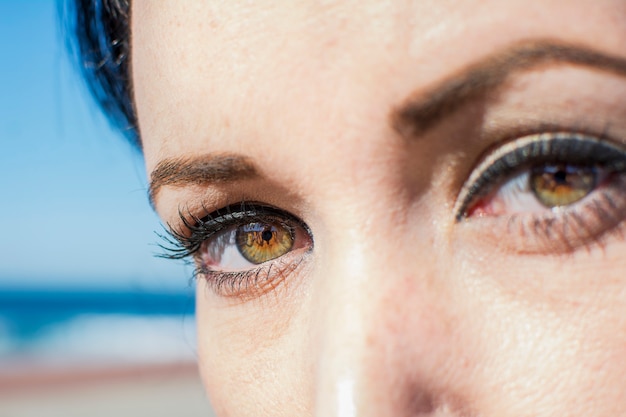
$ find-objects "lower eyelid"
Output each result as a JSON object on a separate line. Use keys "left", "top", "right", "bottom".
{"left": 456, "top": 173, "right": 626, "bottom": 254}
{"left": 197, "top": 248, "right": 311, "bottom": 299}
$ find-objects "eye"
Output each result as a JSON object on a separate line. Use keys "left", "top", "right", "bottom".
{"left": 455, "top": 132, "right": 626, "bottom": 252}
{"left": 465, "top": 162, "right": 607, "bottom": 217}
{"left": 200, "top": 220, "right": 303, "bottom": 270}
{"left": 159, "top": 203, "right": 313, "bottom": 297}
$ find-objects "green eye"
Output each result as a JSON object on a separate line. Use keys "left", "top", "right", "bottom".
{"left": 236, "top": 222, "right": 294, "bottom": 264}
{"left": 530, "top": 164, "right": 597, "bottom": 208}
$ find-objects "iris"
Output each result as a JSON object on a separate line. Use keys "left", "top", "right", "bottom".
{"left": 236, "top": 222, "right": 295, "bottom": 264}
{"left": 530, "top": 164, "right": 596, "bottom": 208}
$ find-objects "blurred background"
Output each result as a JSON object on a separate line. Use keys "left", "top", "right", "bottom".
{"left": 0, "top": 1, "right": 213, "bottom": 415}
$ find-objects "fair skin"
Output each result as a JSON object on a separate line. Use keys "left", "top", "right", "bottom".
{"left": 132, "top": 1, "right": 626, "bottom": 416}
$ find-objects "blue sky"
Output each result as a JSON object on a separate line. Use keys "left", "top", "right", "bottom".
{"left": 0, "top": 1, "right": 191, "bottom": 290}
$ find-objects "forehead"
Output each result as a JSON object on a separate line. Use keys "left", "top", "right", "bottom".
{"left": 131, "top": 1, "right": 626, "bottom": 172}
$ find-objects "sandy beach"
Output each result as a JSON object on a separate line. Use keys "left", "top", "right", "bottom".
{"left": 0, "top": 362, "right": 216, "bottom": 417}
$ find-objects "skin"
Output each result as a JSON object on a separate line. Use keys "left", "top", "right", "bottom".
{"left": 132, "top": 1, "right": 626, "bottom": 416}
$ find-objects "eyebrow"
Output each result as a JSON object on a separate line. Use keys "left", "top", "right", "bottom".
{"left": 391, "top": 39, "right": 626, "bottom": 138}
{"left": 148, "top": 154, "right": 259, "bottom": 206}
{"left": 148, "top": 40, "right": 626, "bottom": 205}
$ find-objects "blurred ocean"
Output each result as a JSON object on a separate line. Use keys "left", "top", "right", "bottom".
{"left": 0, "top": 288, "right": 197, "bottom": 374}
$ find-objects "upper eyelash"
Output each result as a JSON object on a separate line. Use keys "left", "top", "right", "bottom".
{"left": 157, "top": 202, "right": 308, "bottom": 261}
{"left": 454, "top": 132, "right": 626, "bottom": 220}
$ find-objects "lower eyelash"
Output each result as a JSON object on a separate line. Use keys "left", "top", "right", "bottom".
{"left": 501, "top": 175, "right": 626, "bottom": 254}
{"left": 196, "top": 254, "right": 308, "bottom": 299}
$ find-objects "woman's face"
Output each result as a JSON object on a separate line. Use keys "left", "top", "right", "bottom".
{"left": 132, "top": 1, "right": 626, "bottom": 415}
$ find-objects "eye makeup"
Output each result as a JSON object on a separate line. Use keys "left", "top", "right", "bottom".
{"left": 159, "top": 202, "right": 313, "bottom": 298}
{"left": 455, "top": 132, "right": 626, "bottom": 253}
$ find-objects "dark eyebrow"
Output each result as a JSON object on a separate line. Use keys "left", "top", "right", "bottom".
{"left": 391, "top": 40, "right": 626, "bottom": 138}
{"left": 148, "top": 154, "right": 259, "bottom": 206}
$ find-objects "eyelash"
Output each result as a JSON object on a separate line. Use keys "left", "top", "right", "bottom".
{"left": 157, "top": 130, "right": 626, "bottom": 291}
{"left": 158, "top": 203, "right": 312, "bottom": 297}
{"left": 455, "top": 131, "right": 626, "bottom": 252}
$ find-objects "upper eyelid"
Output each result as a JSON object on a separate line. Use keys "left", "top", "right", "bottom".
{"left": 172, "top": 203, "right": 274, "bottom": 238}
{"left": 454, "top": 132, "right": 626, "bottom": 220}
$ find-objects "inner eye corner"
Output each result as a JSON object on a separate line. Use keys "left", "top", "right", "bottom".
{"left": 453, "top": 195, "right": 471, "bottom": 222}
{"left": 453, "top": 179, "right": 490, "bottom": 222}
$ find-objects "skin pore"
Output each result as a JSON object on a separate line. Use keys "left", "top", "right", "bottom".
{"left": 132, "top": 1, "right": 626, "bottom": 416}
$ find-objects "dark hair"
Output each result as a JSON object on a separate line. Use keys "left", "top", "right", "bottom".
{"left": 64, "top": 0, "right": 138, "bottom": 148}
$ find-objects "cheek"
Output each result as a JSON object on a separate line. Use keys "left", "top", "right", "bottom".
{"left": 195, "top": 279, "right": 314, "bottom": 416}
{"left": 456, "top": 248, "right": 626, "bottom": 415}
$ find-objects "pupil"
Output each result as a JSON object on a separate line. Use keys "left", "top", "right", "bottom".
{"left": 261, "top": 230, "right": 273, "bottom": 242}
{"left": 553, "top": 169, "right": 567, "bottom": 184}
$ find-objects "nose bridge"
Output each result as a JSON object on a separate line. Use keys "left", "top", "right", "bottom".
{"left": 310, "top": 214, "right": 460, "bottom": 417}
{"left": 312, "top": 236, "right": 370, "bottom": 417}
